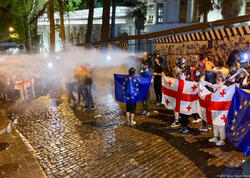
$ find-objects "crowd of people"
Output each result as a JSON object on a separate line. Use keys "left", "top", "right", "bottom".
{"left": 124, "top": 50, "right": 249, "bottom": 146}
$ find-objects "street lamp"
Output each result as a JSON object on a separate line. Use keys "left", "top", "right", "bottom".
{"left": 9, "top": 27, "right": 14, "bottom": 33}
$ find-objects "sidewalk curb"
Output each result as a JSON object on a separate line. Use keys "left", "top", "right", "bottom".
{"left": 15, "top": 129, "right": 48, "bottom": 178}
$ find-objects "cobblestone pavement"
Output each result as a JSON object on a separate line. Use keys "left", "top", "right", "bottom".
{"left": 3, "top": 92, "right": 248, "bottom": 178}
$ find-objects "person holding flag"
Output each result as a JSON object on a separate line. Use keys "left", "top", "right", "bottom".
{"left": 140, "top": 63, "right": 152, "bottom": 116}
{"left": 200, "top": 73, "right": 228, "bottom": 146}
{"left": 114, "top": 67, "right": 152, "bottom": 126}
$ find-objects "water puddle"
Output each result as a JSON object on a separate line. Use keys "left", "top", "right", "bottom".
{"left": 0, "top": 142, "right": 10, "bottom": 152}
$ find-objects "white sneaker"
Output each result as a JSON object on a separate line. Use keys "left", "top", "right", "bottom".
{"left": 171, "top": 121, "right": 180, "bottom": 128}
{"left": 192, "top": 118, "right": 202, "bottom": 123}
{"left": 131, "top": 121, "right": 136, "bottom": 125}
{"left": 199, "top": 127, "right": 208, "bottom": 132}
{"left": 145, "top": 112, "right": 150, "bottom": 117}
{"left": 209, "top": 137, "right": 219, "bottom": 143}
{"left": 216, "top": 139, "right": 225, "bottom": 146}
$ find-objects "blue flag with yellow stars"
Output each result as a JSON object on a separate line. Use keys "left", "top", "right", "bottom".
{"left": 114, "top": 74, "right": 151, "bottom": 103}
{"left": 226, "top": 87, "right": 250, "bottom": 156}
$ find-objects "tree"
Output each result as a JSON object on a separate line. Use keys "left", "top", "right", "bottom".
{"left": 86, "top": 0, "right": 95, "bottom": 44}
{"left": 216, "top": 0, "right": 243, "bottom": 19}
{"left": 110, "top": 0, "right": 116, "bottom": 39}
{"left": 63, "top": 0, "right": 82, "bottom": 44}
{"left": 129, "top": 1, "right": 147, "bottom": 51}
{"left": 48, "top": 0, "right": 55, "bottom": 52}
{"left": 197, "top": 0, "right": 214, "bottom": 22}
{"left": 100, "top": 0, "right": 111, "bottom": 43}
{"left": 58, "top": 0, "right": 66, "bottom": 49}
{"left": 0, "top": 0, "right": 50, "bottom": 52}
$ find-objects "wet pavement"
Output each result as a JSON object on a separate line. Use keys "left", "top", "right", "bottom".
{"left": 0, "top": 91, "right": 248, "bottom": 177}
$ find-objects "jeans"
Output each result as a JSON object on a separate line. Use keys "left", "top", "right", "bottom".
{"left": 142, "top": 91, "right": 151, "bottom": 111}
{"left": 77, "top": 83, "right": 85, "bottom": 104}
{"left": 83, "top": 84, "right": 94, "bottom": 108}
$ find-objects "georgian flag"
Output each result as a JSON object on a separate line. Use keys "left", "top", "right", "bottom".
{"left": 198, "top": 82, "right": 235, "bottom": 126}
{"left": 162, "top": 75, "right": 199, "bottom": 115}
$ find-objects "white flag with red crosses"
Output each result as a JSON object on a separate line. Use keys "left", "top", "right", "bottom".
{"left": 162, "top": 75, "right": 199, "bottom": 115}
{"left": 198, "top": 82, "right": 235, "bottom": 126}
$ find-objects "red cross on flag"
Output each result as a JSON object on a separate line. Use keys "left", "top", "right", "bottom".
{"left": 198, "top": 82, "right": 235, "bottom": 126}
{"left": 162, "top": 75, "right": 199, "bottom": 115}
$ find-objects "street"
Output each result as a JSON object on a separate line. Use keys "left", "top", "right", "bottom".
{"left": 1, "top": 89, "right": 246, "bottom": 177}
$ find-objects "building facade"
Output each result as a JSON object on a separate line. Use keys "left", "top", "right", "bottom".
{"left": 37, "top": 0, "right": 249, "bottom": 53}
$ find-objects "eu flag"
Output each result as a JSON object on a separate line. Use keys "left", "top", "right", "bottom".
{"left": 226, "top": 87, "right": 250, "bottom": 156}
{"left": 114, "top": 74, "right": 151, "bottom": 103}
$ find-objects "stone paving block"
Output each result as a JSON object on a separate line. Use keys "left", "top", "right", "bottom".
{"left": 1, "top": 94, "right": 248, "bottom": 177}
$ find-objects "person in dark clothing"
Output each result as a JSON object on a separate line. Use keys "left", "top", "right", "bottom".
{"left": 153, "top": 58, "right": 163, "bottom": 105}
{"left": 140, "top": 63, "right": 152, "bottom": 116}
{"left": 154, "top": 50, "right": 163, "bottom": 64}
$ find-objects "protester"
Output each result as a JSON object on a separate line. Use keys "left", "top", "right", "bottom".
{"left": 153, "top": 58, "right": 163, "bottom": 105}
{"left": 126, "top": 67, "right": 137, "bottom": 125}
{"left": 173, "top": 57, "right": 192, "bottom": 134}
{"left": 205, "top": 55, "right": 216, "bottom": 85}
{"left": 171, "top": 57, "right": 186, "bottom": 128}
{"left": 142, "top": 53, "right": 153, "bottom": 70}
{"left": 154, "top": 50, "right": 163, "bottom": 64}
{"left": 201, "top": 72, "right": 227, "bottom": 146}
{"left": 140, "top": 63, "right": 152, "bottom": 116}
{"left": 213, "top": 59, "right": 229, "bottom": 77}
{"left": 228, "top": 66, "right": 249, "bottom": 88}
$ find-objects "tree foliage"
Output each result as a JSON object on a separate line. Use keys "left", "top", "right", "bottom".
{"left": 197, "top": 0, "right": 215, "bottom": 22}
{"left": 128, "top": 1, "right": 147, "bottom": 34}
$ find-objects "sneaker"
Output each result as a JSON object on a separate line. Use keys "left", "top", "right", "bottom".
{"left": 131, "top": 121, "right": 136, "bottom": 125}
{"left": 126, "top": 121, "right": 131, "bottom": 126}
{"left": 199, "top": 127, "right": 208, "bottom": 132}
{"left": 216, "top": 139, "right": 225, "bottom": 146}
{"left": 182, "top": 127, "right": 189, "bottom": 134}
{"left": 208, "top": 125, "right": 212, "bottom": 130}
{"left": 171, "top": 121, "right": 180, "bottom": 128}
{"left": 141, "top": 110, "right": 146, "bottom": 115}
{"left": 178, "top": 127, "right": 184, "bottom": 133}
{"left": 144, "top": 112, "right": 150, "bottom": 117}
{"left": 156, "top": 102, "right": 161, "bottom": 106}
{"left": 192, "top": 118, "right": 202, "bottom": 123}
{"left": 209, "top": 137, "right": 219, "bottom": 143}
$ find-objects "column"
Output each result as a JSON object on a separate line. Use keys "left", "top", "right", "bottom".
{"left": 186, "top": 0, "right": 194, "bottom": 22}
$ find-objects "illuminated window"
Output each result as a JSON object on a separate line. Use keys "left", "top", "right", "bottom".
{"left": 148, "top": 15, "right": 154, "bottom": 23}
{"left": 157, "top": 3, "right": 163, "bottom": 23}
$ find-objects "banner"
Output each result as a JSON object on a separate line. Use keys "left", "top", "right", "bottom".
{"left": 226, "top": 87, "right": 250, "bottom": 156}
{"left": 114, "top": 74, "right": 151, "bottom": 103}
